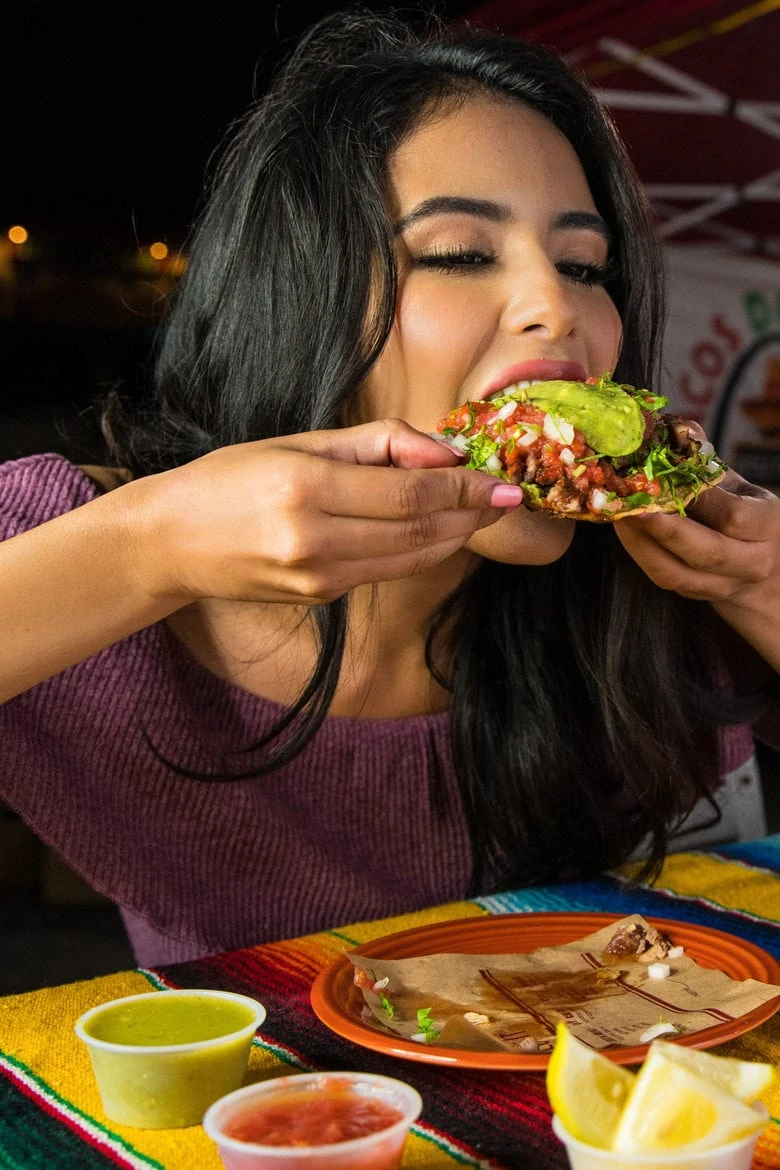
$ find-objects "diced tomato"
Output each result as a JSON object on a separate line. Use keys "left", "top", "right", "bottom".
{"left": 438, "top": 404, "right": 474, "bottom": 434}
{"left": 621, "top": 472, "right": 662, "bottom": 497}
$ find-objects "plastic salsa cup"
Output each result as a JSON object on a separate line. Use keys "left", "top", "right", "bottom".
{"left": 552, "top": 1107, "right": 769, "bottom": 1170}
{"left": 202, "top": 1071, "right": 423, "bottom": 1169}
{"left": 75, "top": 988, "right": 266, "bottom": 1128}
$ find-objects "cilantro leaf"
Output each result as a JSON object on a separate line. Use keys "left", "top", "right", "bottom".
{"left": 416, "top": 1008, "right": 440, "bottom": 1043}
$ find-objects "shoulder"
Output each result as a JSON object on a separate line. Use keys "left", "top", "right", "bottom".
{"left": 0, "top": 452, "right": 109, "bottom": 538}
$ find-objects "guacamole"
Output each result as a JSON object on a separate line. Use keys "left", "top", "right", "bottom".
{"left": 490, "top": 375, "right": 657, "bottom": 458}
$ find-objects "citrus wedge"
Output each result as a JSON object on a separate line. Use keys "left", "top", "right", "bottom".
{"left": 646, "top": 1039, "right": 774, "bottom": 1103}
{"left": 546, "top": 1022, "right": 636, "bottom": 1149}
{"left": 611, "top": 1044, "right": 768, "bottom": 1154}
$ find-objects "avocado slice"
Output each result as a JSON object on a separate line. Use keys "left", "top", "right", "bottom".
{"left": 496, "top": 379, "right": 646, "bottom": 458}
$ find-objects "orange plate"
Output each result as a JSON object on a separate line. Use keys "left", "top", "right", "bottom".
{"left": 310, "top": 912, "right": 780, "bottom": 1071}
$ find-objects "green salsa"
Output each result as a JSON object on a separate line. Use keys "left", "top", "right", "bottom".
{"left": 84, "top": 993, "right": 258, "bottom": 1046}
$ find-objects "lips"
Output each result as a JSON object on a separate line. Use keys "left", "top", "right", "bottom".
{"left": 480, "top": 360, "right": 588, "bottom": 402}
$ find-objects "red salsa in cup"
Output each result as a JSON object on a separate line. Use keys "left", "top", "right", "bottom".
{"left": 224, "top": 1079, "right": 404, "bottom": 1147}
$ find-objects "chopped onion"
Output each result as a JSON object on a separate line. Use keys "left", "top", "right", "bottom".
{"left": 497, "top": 401, "right": 518, "bottom": 421}
{"left": 647, "top": 962, "right": 671, "bottom": 980}
{"left": 590, "top": 488, "right": 609, "bottom": 511}
{"left": 448, "top": 433, "right": 470, "bottom": 454}
{"left": 543, "top": 413, "right": 575, "bottom": 445}
{"left": 706, "top": 459, "right": 721, "bottom": 473}
{"left": 698, "top": 441, "right": 715, "bottom": 456}
{"left": 371, "top": 977, "right": 389, "bottom": 991}
{"left": 516, "top": 426, "right": 539, "bottom": 448}
{"left": 639, "top": 1021, "right": 677, "bottom": 1043}
{"left": 667, "top": 946, "right": 684, "bottom": 959}
{"left": 486, "top": 453, "right": 503, "bottom": 474}
{"left": 559, "top": 447, "right": 575, "bottom": 465}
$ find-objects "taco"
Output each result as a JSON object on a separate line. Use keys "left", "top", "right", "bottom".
{"left": 436, "top": 373, "right": 727, "bottom": 521}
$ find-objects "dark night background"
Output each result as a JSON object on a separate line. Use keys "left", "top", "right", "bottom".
{"left": 2, "top": 1, "right": 478, "bottom": 464}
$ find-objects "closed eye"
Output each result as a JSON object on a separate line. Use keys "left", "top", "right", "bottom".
{"left": 557, "top": 258, "right": 619, "bottom": 287}
{"left": 413, "top": 247, "right": 496, "bottom": 273}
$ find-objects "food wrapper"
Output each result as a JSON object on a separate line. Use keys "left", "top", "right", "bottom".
{"left": 349, "top": 914, "right": 780, "bottom": 1054}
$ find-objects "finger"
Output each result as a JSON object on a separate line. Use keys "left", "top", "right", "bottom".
{"left": 631, "top": 488, "right": 771, "bottom": 547}
{"left": 268, "top": 418, "right": 465, "bottom": 470}
{"left": 684, "top": 478, "right": 778, "bottom": 538}
{"left": 617, "top": 513, "right": 770, "bottom": 592}
{"left": 292, "top": 505, "right": 504, "bottom": 567}
{"left": 292, "top": 530, "right": 501, "bottom": 599}
{"left": 266, "top": 454, "right": 520, "bottom": 522}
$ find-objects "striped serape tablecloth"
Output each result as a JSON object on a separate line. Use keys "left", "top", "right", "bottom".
{"left": 1, "top": 835, "right": 779, "bottom": 1170}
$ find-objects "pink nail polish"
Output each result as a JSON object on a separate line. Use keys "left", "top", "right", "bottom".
{"left": 490, "top": 484, "right": 524, "bottom": 507}
{"left": 426, "top": 433, "right": 466, "bottom": 456}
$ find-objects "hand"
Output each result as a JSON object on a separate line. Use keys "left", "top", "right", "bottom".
{"left": 615, "top": 470, "right": 780, "bottom": 670}
{"left": 143, "top": 419, "right": 522, "bottom": 606}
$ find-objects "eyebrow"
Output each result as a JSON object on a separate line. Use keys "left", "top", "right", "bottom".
{"left": 393, "top": 196, "right": 612, "bottom": 246}
{"left": 393, "top": 196, "right": 510, "bottom": 233}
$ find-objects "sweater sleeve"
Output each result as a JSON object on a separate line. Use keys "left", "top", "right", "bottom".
{"left": 721, "top": 619, "right": 780, "bottom": 752}
{"left": 0, "top": 453, "right": 99, "bottom": 539}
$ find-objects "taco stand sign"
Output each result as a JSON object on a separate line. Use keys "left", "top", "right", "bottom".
{"left": 660, "top": 247, "right": 780, "bottom": 491}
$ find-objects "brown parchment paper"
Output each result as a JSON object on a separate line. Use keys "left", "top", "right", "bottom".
{"left": 349, "top": 914, "right": 780, "bottom": 1054}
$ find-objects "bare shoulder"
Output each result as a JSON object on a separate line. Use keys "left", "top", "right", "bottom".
{"left": 77, "top": 465, "right": 133, "bottom": 493}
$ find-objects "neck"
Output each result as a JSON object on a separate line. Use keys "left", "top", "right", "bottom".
{"left": 335, "top": 547, "right": 476, "bottom": 716}
{"left": 166, "top": 548, "right": 479, "bottom": 719}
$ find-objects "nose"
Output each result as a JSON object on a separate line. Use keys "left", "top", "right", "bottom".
{"left": 500, "top": 253, "right": 577, "bottom": 339}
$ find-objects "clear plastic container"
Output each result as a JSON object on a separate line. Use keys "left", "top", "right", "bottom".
{"left": 203, "top": 1071, "right": 423, "bottom": 1169}
{"left": 552, "top": 1106, "right": 769, "bottom": 1170}
{"left": 75, "top": 988, "right": 266, "bottom": 1128}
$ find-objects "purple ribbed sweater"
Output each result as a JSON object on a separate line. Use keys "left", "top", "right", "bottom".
{"left": 0, "top": 454, "right": 763, "bottom": 966}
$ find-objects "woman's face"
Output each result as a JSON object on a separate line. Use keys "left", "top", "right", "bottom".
{"left": 355, "top": 94, "right": 623, "bottom": 563}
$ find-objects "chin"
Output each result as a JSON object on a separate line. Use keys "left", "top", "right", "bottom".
{"left": 466, "top": 505, "right": 575, "bottom": 565}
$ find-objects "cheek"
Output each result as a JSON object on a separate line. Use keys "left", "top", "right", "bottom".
{"left": 395, "top": 293, "right": 460, "bottom": 367}
{"left": 395, "top": 284, "right": 487, "bottom": 378}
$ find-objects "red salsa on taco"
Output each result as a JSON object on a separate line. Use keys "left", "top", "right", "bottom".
{"left": 436, "top": 374, "right": 726, "bottom": 521}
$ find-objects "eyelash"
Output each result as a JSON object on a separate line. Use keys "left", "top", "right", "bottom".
{"left": 414, "top": 247, "right": 496, "bottom": 272}
{"left": 412, "top": 247, "right": 618, "bottom": 287}
{"left": 557, "top": 257, "right": 618, "bottom": 288}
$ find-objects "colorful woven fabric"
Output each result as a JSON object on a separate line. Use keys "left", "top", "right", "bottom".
{"left": 1, "top": 842, "right": 779, "bottom": 1169}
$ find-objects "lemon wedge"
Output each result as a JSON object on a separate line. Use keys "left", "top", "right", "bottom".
{"left": 611, "top": 1044, "right": 768, "bottom": 1154}
{"left": 646, "top": 1039, "right": 774, "bottom": 1103}
{"left": 546, "top": 1022, "right": 636, "bottom": 1148}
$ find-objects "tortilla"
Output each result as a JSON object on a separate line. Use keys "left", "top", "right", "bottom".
{"left": 436, "top": 375, "right": 728, "bottom": 522}
{"left": 549, "top": 468, "right": 726, "bottom": 524}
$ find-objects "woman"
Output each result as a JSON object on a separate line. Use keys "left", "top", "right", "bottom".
{"left": 0, "top": 10, "right": 777, "bottom": 965}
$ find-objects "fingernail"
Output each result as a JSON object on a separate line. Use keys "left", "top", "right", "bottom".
{"left": 490, "top": 484, "right": 524, "bottom": 507}
{"left": 426, "top": 432, "right": 466, "bottom": 456}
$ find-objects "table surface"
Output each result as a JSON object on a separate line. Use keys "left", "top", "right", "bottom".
{"left": 2, "top": 836, "right": 780, "bottom": 1170}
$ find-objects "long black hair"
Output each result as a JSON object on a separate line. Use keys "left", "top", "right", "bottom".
{"left": 105, "top": 8, "right": 757, "bottom": 889}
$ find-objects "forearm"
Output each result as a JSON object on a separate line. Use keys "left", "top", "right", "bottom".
{"left": 0, "top": 477, "right": 182, "bottom": 703}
